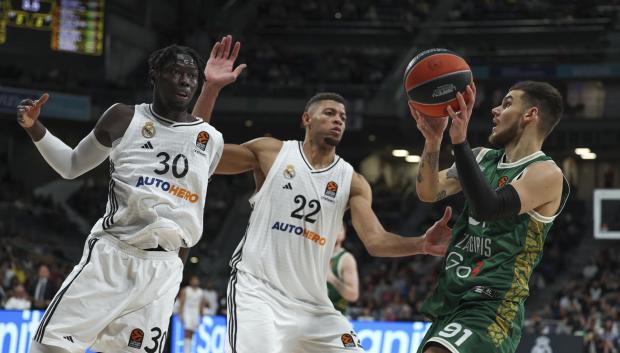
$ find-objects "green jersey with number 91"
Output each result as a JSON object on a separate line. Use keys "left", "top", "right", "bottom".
{"left": 421, "top": 148, "right": 569, "bottom": 346}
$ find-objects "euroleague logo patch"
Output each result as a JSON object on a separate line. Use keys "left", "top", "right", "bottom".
{"left": 498, "top": 176, "right": 509, "bottom": 188}
{"left": 341, "top": 331, "right": 362, "bottom": 349}
{"left": 325, "top": 181, "right": 338, "bottom": 198}
{"left": 128, "top": 328, "right": 144, "bottom": 349}
{"left": 341, "top": 333, "right": 355, "bottom": 348}
{"left": 195, "top": 131, "right": 210, "bottom": 151}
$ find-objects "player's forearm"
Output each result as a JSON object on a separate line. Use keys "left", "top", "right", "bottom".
{"left": 330, "top": 277, "right": 359, "bottom": 302}
{"left": 33, "top": 130, "right": 110, "bottom": 180}
{"left": 23, "top": 120, "right": 47, "bottom": 141}
{"left": 453, "top": 141, "right": 521, "bottom": 221}
{"left": 178, "top": 247, "right": 190, "bottom": 265}
{"left": 191, "top": 83, "right": 222, "bottom": 123}
{"left": 416, "top": 141, "right": 442, "bottom": 202}
{"left": 366, "top": 232, "right": 426, "bottom": 257}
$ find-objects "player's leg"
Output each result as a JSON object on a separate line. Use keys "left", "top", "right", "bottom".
{"left": 423, "top": 342, "right": 452, "bottom": 353}
{"left": 32, "top": 237, "right": 130, "bottom": 353}
{"left": 182, "top": 313, "right": 199, "bottom": 353}
{"left": 226, "top": 270, "right": 279, "bottom": 353}
{"left": 296, "top": 307, "right": 364, "bottom": 353}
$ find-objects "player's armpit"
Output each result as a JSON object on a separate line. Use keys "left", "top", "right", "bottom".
{"left": 93, "top": 103, "right": 135, "bottom": 147}
{"left": 214, "top": 144, "right": 257, "bottom": 174}
{"left": 510, "top": 161, "right": 564, "bottom": 216}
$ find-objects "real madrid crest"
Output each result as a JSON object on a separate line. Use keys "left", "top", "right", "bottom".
{"left": 283, "top": 164, "right": 296, "bottom": 179}
{"left": 142, "top": 122, "right": 155, "bottom": 138}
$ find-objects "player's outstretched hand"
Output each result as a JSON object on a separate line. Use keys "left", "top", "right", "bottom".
{"left": 17, "top": 93, "right": 49, "bottom": 128}
{"left": 447, "top": 83, "right": 476, "bottom": 144}
{"left": 205, "top": 34, "right": 247, "bottom": 89}
{"left": 409, "top": 102, "right": 448, "bottom": 143}
{"left": 422, "top": 206, "right": 453, "bottom": 257}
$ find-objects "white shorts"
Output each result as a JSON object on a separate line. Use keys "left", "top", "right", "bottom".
{"left": 33, "top": 234, "right": 183, "bottom": 353}
{"left": 227, "top": 270, "right": 364, "bottom": 353}
{"left": 182, "top": 309, "right": 201, "bottom": 331}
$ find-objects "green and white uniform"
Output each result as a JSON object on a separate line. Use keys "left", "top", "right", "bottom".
{"left": 327, "top": 248, "right": 351, "bottom": 314}
{"left": 418, "top": 148, "right": 570, "bottom": 353}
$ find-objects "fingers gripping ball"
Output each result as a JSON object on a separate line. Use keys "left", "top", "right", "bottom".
{"left": 404, "top": 49, "right": 473, "bottom": 118}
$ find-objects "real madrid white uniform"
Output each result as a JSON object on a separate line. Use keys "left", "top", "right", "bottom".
{"left": 35, "top": 103, "right": 223, "bottom": 353}
{"left": 227, "top": 140, "right": 364, "bottom": 353}
{"left": 181, "top": 286, "right": 204, "bottom": 331}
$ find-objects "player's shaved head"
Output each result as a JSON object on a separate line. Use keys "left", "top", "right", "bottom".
{"left": 304, "top": 92, "right": 347, "bottom": 115}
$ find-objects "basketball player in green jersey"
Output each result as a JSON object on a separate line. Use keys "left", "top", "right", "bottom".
{"left": 409, "top": 81, "right": 570, "bottom": 353}
{"left": 326, "top": 222, "right": 359, "bottom": 315}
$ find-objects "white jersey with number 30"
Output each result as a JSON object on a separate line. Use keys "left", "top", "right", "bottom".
{"left": 90, "top": 103, "right": 223, "bottom": 251}
{"left": 230, "top": 140, "right": 353, "bottom": 306}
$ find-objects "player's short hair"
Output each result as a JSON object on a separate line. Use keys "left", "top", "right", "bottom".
{"left": 304, "top": 92, "right": 347, "bottom": 114}
{"left": 509, "top": 81, "right": 563, "bottom": 137}
{"left": 148, "top": 44, "right": 206, "bottom": 86}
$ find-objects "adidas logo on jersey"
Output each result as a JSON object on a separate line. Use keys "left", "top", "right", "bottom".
{"left": 63, "top": 336, "right": 74, "bottom": 343}
{"left": 282, "top": 183, "right": 292, "bottom": 190}
{"left": 141, "top": 141, "right": 154, "bottom": 149}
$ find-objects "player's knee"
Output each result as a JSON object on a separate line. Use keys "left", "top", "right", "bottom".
{"left": 423, "top": 342, "right": 452, "bottom": 353}
{"left": 29, "top": 341, "right": 73, "bottom": 353}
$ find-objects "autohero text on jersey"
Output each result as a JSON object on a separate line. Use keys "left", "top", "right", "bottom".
{"left": 271, "top": 221, "right": 327, "bottom": 246}
{"left": 135, "top": 175, "right": 200, "bottom": 203}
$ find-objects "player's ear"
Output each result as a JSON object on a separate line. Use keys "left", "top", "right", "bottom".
{"left": 523, "top": 106, "right": 539, "bottom": 125}
{"left": 301, "top": 112, "right": 311, "bottom": 129}
{"left": 149, "top": 69, "right": 157, "bottom": 86}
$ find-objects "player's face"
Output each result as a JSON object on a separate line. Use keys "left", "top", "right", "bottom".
{"left": 190, "top": 277, "right": 200, "bottom": 287}
{"left": 489, "top": 90, "right": 526, "bottom": 147}
{"left": 308, "top": 100, "right": 347, "bottom": 147}
{"left": 155, "top": 53, "right": 200, "bottom": 110}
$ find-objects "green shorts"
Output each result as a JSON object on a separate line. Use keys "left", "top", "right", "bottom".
{"left": 417, "top": 304, "right": 522, "bottom": 353}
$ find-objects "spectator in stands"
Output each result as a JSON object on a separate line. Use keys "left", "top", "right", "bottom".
{"left": 5, "top": 284, "right": 31, "bottom": 310}
{"left": 28, "top": 264, "right": 57, "bottom": 310}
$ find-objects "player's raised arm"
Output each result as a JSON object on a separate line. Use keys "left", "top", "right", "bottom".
{"left": 215, "top": 137, "right": 282, "bottom": 175}
{"left": 192, "top": 35, "right": 247, "bottom": 123}
{"left": 349, "top": 172, "right": 452, "bottom": 257}
{"left": 409, "top": 104, "right": 462, "bottom": 203}
{"left": 18, "top": 94, "right": 132, "bottom": 180}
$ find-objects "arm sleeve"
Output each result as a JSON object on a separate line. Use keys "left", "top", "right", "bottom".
{"left": 33, "top": 130, "right": 111, "bottom": 180}
{"left": 453, "top": 140, "right": 521, "bottom": 221}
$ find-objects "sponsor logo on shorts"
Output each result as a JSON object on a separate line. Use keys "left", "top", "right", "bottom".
{"left": 271, "top": 221, "right": 326, "bottom": 246}
{"left": 128, "top": 328, "right": 144, "bottom": 349}
{"left": 195, "top": 131, "right": 209, "bottom": 151}
{"left": 498, "top": 175, "right": 509, "bottom": 188}
{"left": 136, "top": 176, "right": 200, "bottom": 203}
{"left": 324, "top": 181, "right": 338, "bottom": 198}
{"left": 62, "top": 335, "right": 74, "bottom": 343}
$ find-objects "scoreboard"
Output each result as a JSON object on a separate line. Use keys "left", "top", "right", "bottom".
{"left": 0, "top": 0, "right": 104, "bottom": 55}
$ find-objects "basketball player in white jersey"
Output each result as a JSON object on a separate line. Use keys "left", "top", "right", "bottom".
{"left": 17, "top": 40, "right": 245, "bottom": 353}
{"left": 179, "top": 276, "right": 205, "bottom": 353}
{"left": 192, "top": 53, "right": 455, "bottom": 350}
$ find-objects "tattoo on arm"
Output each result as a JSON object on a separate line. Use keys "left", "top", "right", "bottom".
{"left": 417, "top": 159, "right": 424, "bottom": 183}
{"left": 417, "top": 151, "right": 439, "bottom": 183}
{"left": 436, "top": 190, "right": 447, "bottom": 201}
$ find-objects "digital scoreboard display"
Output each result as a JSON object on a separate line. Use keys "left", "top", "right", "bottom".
{"left": 0, "top": 0, "right": 104, "bottom": 55}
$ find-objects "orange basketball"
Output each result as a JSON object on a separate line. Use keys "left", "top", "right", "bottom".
{"left": 404, "top": 48, "right": 473, "bottom": 118}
